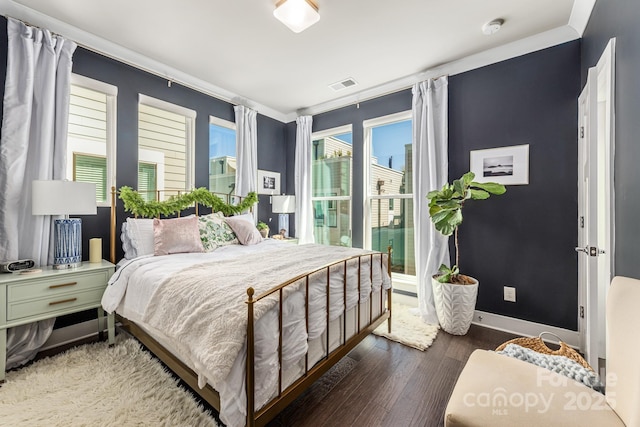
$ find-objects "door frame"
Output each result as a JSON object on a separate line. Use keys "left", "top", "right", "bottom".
{"left": 577, "top": 38, "right": 615, "bottom": 368}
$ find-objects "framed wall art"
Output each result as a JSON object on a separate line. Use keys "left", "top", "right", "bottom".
{"left": 470, "top": 144, "right": 529, "bottom": 185}
{"left": 257, "top": 170, "right": 281, "bottom": 195}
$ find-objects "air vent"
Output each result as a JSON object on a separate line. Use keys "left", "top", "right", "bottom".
{"left": 329, "top": 78, "right": 358, "bottom": 92}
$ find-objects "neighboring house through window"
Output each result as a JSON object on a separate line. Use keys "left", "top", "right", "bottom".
{"left": 311, "top": 125, "right": 353, "bottom": 247}
{"left": 137, "top": 94, "right": 195, "bottom": 201}
{"left": 66, "top": 74, "right": 117, "bottom": 206}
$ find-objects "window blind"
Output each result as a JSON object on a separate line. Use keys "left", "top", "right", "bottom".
{"left": 138, "top": 162, "right": 157, "bottom": 202}
{"left": 73, "top": 154, "right": 107, "bottom": 203}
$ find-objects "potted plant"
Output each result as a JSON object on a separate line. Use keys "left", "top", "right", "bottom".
{"left": 427, "top": 171, "right": 506, "bottom": 335}
{"left": 257, "top": 221, "right": 269, "bottom": 238}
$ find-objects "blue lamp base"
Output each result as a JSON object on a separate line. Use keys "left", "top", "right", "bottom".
{"left": 53, "top": 218, "right": 82, "bottom": 269}
{"left": 278, "top": 213, "right": 289, "bottom": 238}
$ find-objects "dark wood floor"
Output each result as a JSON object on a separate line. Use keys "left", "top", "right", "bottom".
{"left": 265, "top": 325, "right": 518, "bottom": 427}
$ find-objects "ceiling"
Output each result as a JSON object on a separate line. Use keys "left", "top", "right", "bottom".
{"left": 2, "top": 0, "right": 593, "bottom": 122}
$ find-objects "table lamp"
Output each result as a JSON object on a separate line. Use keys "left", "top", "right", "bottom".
{"left": 272, "top": 195, "right": 295, "bottom": 238}
{"left": 32, "top": 180, "right": 96, "bottom": 269}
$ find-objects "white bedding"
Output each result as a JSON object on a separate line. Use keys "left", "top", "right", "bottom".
{"left": 102, "top": 240, "right": 390, "bottom": 427}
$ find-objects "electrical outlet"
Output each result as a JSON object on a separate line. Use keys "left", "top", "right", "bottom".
{"left": 503, "top": 286, "right": 516, "bottom": 302}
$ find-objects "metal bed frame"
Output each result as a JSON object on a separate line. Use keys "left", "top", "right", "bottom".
{"left": 107, "top": 187, "right": 392, "bottom": 427}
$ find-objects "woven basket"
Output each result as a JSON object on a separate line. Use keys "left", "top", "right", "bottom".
{"left": 495, "top": 332, "right": 593, "bottom": 371}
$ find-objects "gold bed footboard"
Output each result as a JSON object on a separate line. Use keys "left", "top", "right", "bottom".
{"left": 245, "top": 248, "right": 392, "bottom": 427}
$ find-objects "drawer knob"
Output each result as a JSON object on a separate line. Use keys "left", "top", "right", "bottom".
{"left": 49, "top": 282, "right": 78, "bottom": 289}
{"left": 49, "top": 297, "right": 77, "bottom": 306}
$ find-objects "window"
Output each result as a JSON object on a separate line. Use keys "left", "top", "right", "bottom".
{"left": 209, "top": 116, "right": 237, "bottom": 197}
{"left": 66, "top": 74, "right": 117, "bottom": 206}
{"left": 364, "top": 112, "right": 415, "bottom": 285}
{"left": 311, "top": 125, "right": 352, "bottom": 247}
{"left": 138, "top": 95, "right": 196, "bottom": 201}
{"left": 137, "top": 162, "right": 157, "bottom": 203}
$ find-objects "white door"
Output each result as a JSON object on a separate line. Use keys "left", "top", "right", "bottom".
{"left": 577, "top": 39, "right": 615, "bottom": 369}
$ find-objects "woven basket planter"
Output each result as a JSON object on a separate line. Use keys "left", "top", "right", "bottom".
{"left": 432, "top": 276, "right": 478, "bottom": 335}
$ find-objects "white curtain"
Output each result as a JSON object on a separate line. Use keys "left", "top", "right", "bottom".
{"left": 0, "top": 18, "right": 76, "bottom": 368}
{"left": 294, "top": 115, "right": 314, "bottom": 244}
{"left": 234, "top": 105, "right": 257, "bottom": 216}
{"left": 411, "top": 77, "right": 450, "bottom": 325}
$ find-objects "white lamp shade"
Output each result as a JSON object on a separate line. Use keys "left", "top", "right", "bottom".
{"left": 273, "top": 0, "right": 320, "bottom": 33}
{"left": 272, "top": 195, "right": 296, "bottom": 214}
{"left": 32, "top": 180, "right": 97, "bottom": 216}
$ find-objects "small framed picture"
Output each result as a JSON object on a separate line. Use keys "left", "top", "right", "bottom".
{"left": 470, "top": 144, "right": 529, "bottom": 185}
{"left": 257, "top": 170, "right": 281, "bottom": 195}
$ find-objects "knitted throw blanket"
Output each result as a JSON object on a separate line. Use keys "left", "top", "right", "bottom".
{"left": 496, "top": 343, "right": 604, "bottom": 393}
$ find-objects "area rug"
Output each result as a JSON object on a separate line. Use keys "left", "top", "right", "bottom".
{"left": 373, "top": 303, "right": 439, "bottom": 351}
{"left": 0, "top": 338, "right": 218, "bottom": 427}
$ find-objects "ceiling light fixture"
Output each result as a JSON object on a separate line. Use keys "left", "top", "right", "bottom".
{"left": 273, "top": 0, "right": 320, "bottom": 33}
{"left": 482, "top": 19, "right": 504, "bottom": 36}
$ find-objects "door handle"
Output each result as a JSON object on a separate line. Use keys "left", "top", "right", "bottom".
{"left": 575, "top": 246, "right": 606, "bottom": 256}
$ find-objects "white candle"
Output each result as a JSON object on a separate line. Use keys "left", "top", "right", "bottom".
{"left": 89, "top": 238, "right": 102, "bottom": 263}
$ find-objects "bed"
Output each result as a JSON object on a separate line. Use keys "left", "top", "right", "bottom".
{"left": 102, "top": 188, "right": 392, "bottom": 427}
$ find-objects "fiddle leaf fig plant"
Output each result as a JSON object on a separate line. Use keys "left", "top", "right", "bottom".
{"left": 427, "top": 171, "right": 506, "bottom": 284}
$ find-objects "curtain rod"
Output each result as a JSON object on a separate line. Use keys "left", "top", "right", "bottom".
{"left": 299, "top": 74, "right": 450, "bottom": 116}
{"left": 2, "top": 14, "right": 243, "bottom": 110}
{"left": 4, "top": 15, "right": 64, "bottom": 38}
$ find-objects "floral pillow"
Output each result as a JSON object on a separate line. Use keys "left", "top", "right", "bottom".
{"left": 198, "top": 212, "right": 238, "bottom": 252}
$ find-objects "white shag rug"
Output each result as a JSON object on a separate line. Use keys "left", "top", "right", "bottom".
{"left": 0, "top": 338, "right": 218, "bottom": 427}
{"left": 373, "top": 303, "right": 439, "bottom": 351}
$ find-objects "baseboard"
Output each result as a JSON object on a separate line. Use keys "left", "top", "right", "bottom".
{"left": 472, "top": 310, "right": 580, "bottom": 348}
{"left": 40, "top": 319, "right": 105, "bottom": 352}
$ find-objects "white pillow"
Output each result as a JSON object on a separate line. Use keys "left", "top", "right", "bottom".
{"left": 121, "top": 222, "right": 135, "bottom": 259}
{"left": 124, "top": 218, "right": 155, "bottom": 258}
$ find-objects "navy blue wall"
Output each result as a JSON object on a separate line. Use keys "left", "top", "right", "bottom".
{"left": 308, "top": 41, "right": 581, "bottom": 330}
{"left": 449, "top": 41, "right": 581, "bottom": 330}
{"left": 582, "top": 0, "right": 640, "bottom": 279}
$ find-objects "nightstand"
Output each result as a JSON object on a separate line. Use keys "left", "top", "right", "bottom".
{"left": 0, "top": 260, "right": 114, "bottom": 381}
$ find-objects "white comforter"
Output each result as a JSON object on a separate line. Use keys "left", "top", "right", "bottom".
{"left": 102, "top": 240, "right": 390, "bottom": 427}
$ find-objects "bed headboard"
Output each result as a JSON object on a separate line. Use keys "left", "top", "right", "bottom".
{"left": 109, "top": 186, "right": 257, "bottom": 264}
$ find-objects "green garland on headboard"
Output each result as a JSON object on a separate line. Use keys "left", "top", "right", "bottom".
{"left": 118, "top": 186, "right": 258, "bottom": 218}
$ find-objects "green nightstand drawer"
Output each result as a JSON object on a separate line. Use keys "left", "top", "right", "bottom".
{"left": 6, "top": 287, "right": 105, "bottom": 321}
{"left": 7, "top": 270, "right": 109, "bottom": 303}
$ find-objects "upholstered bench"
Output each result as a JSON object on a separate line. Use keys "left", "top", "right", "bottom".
{"left": 444, "top": 276, "right": 640, "bottom": 427}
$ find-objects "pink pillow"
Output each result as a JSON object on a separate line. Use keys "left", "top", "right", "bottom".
{"left": 224, "top": 216, "right": 263, "bottom": 246}
{"left": 153, "top": 216, "right": 204, "bottom": 255}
